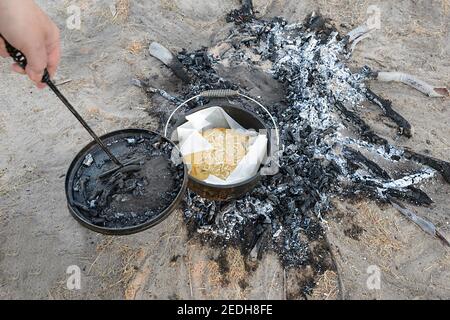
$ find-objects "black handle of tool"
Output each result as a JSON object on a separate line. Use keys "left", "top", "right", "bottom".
{"left": 1, "top": 35, "right": 51, "bottom": 83}
{"left": 0, "top": 35, "right": 122, "bottom": 166}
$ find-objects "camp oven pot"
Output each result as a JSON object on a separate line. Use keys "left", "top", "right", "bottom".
{"left": 164, "top": 89, "right": 280, "bottom": 201}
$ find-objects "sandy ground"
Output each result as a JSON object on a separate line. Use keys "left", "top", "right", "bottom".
{"left": 0, "top": 0, "right": 449, "bottom": 300}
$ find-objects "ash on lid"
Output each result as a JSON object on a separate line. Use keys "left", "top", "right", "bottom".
{"left": 71, "top": 133, "right": 184, "bottom": 229}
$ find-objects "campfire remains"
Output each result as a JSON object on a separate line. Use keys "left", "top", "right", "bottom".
{"left": 134, "top": 1, "right": 449, "bottom": 296}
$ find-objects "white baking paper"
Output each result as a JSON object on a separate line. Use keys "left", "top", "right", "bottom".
{"left": 175, "top": 107, "right": 267, "bottom": 185}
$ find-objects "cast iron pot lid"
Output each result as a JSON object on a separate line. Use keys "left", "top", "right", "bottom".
{"left": 65, "top": 129, "right": 188, "bottom": 235}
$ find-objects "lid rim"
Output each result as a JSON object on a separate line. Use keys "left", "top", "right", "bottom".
{"left": 65, "top": 128, "right": 188, "bottom": 235}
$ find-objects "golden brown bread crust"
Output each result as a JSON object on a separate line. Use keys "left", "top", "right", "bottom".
{"left": 184, "top": 128, "right": 250, "bottom": 181}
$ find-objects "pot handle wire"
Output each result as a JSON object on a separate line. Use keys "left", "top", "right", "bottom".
{"left": 163, "top": 89, "right": 280, "bottom": 147}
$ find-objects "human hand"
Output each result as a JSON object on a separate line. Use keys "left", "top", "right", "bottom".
{"left": 0, "top": 0, "right": 60, "bottom": 88}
